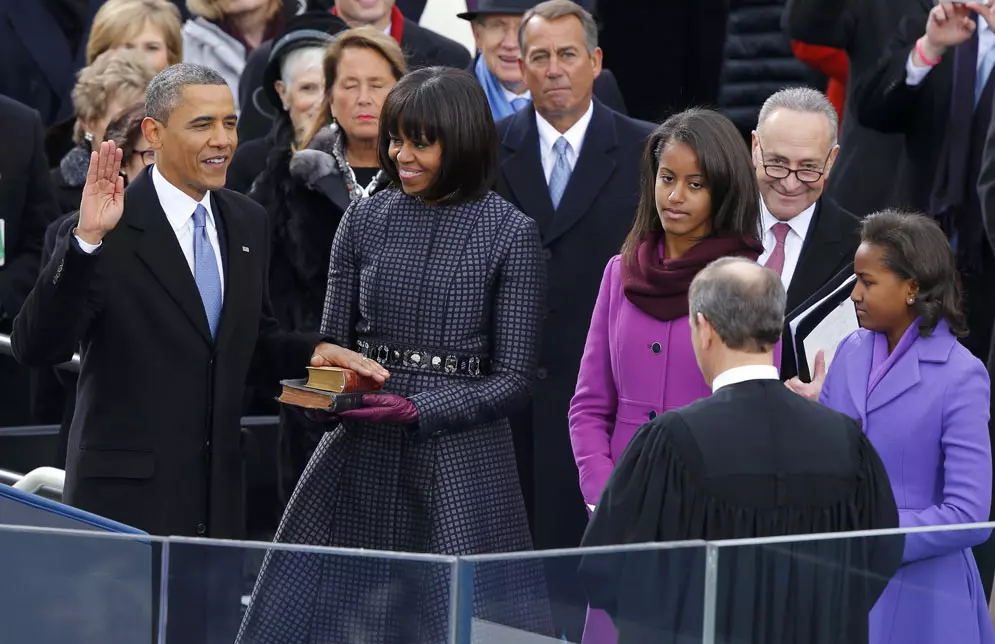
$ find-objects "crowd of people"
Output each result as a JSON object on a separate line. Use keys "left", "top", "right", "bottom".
{"left": 3, "top": 0, "right": 995, "bottom": 643}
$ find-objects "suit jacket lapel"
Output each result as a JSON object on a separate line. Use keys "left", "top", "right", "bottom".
{"left": 866, "top": 343, "right": 922, "bottom": 413}
{"left": 501, "top": 107, "right": 556, "bottom": 235}
{"left": 787, "top": 199, "right": 844, "bottom": 311}
{"left": 128, "top": 168, "right": 213, "bottom": 346}
{"left": 213, "top": 192, "right": 251, "bottom": 352}
{"left": 544, "top": 100, "right": 618, "bottom": 246}
{"left": 845, "top": 334, "right": 872, "bottom": 422}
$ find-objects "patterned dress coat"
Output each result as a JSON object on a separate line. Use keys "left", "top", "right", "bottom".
{"left": 235, "top": 188, "right": 553, "bottom": 643}
{"left": 820, "top": 321, "right": 995, "bottom": 644}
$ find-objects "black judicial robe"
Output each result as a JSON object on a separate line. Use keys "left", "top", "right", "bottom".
{"left": 580, "top": 379, "right": 902, "bottom": 644}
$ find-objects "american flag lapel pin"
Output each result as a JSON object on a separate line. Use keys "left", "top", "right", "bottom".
{"left": 241, "top": 245, "right": 250, "bottom": 253}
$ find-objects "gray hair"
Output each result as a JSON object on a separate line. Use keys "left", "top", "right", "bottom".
{"left": 689, "top": 257, "right": 786, "bottom": 353}
{"left": 280, "top": 46, "right": 326, "bottom": 89}
{"left": 519, "top": 0, "right": 598, "bottom": 55}
{"left": 145, "top": 63, "right": 229, "bottom": 122}
{"left": 756, "top": 87, "right": 838, "bottom": 147}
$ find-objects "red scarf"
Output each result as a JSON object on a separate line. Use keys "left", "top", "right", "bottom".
{"left": 331, "top": 5, "right": 405, "bottom": 43}
{"left": 621, "top": 232, "right": 764, "bottom": 322}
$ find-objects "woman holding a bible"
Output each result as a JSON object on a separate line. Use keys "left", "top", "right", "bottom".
{"left": 236, "top": 67, "right": 552, "bottom": 643}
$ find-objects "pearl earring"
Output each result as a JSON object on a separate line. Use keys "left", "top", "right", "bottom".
{"left": 907, "top": 297, "right": 915, "bottom": 305}
{"left": 84, "top": 131, "right": 93, "bottom": 143}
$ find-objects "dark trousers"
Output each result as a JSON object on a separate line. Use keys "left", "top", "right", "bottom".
{"left": 970, "top": 248, "right": 995, "bottom": 599}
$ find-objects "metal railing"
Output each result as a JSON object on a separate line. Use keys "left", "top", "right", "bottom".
{"left": 0, "top": 333, "right": 80, "bottom": 373}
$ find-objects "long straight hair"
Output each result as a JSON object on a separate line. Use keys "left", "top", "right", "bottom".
{"left": 621, "top": 109, "right": 760, "bottom": 264}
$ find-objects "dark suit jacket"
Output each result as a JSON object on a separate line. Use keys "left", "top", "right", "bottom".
{"left": 237, "top": 16, "right": 472, "bottom": 142}
{"left": 852, "top": 0, "right": 951, "bottom": 212}
{"left": 784, "top": 0, "right": 926, "bottom": 216}
{"left": 0, "top": 0, "right": 101, "bottom": 127}
{"left": 778, "top": 197, "right": 860, "bottom": 381}
{"left": 494, "top": 98, "right": 654, "bottom": 550}
{"left": 0, "top": 95, "right": 61, "bottom": 322}
{"left": 11, "top": 167, "right": 317, "bottom": 538}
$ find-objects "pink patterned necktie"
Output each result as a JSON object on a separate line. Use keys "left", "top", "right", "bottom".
{"left": 764, "top": 222, "right": 792, "bottom": 277}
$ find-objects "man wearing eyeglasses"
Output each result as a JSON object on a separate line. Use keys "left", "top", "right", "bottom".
{"left": 751, "top": 87, "right": 860, "bottom": 381}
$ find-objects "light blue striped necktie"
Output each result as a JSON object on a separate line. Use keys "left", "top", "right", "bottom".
{"left": 548, "top": 136, "right": 571, "bottom": 210}
{"left": 510, "top": 96, "right": 530, "bottom": 112}
{"left": 192, "top": 204, "right": 222, "bottom": 339}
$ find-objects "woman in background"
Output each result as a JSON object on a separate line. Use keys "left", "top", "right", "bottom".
{"left": 183, "top": 0, "right": 289, "bottom": 111}
{"left": 805, "top": 211, "right": 994, "bottom": 644}
{"left": 243, "top": 26, "right": 407, "bottom": 507}
{"left": 237, "top": 67, "right": 551, "bottom": 643}
{"left": 50, "top": 49, "right": 154, "bottom": 214}
{"left": 87, "top": 0, "right": 183, "bottom": 71}
{"left": 568, "top": 108, "right": 764, "bottom": 644}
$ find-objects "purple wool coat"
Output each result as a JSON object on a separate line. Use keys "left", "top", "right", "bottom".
{"left": 820, "top": 322, "right": 995, "bottom": 644}
{"left": 569, "top": 255, "right": 712, "bottom": 510}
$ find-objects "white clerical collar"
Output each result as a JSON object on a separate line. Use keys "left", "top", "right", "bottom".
{"left": 711, "top": 364, "right": 780, "bottom": 393}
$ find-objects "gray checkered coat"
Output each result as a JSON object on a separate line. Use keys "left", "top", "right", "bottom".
{"left": 236, "top": 189, "right": 553, "bottom": 643}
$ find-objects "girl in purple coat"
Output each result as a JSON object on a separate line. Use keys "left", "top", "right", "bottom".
{"left": 792, "top": 211, "right": 994, "bottom": 644}
{"left": 568, "top": 108, "right": 764, "bottom": 644}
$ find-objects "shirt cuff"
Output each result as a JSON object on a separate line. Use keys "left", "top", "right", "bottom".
{"left": 905, "top": 51, "right": 932, "bottom": 86}
{"left": 73, "top": 233, "right": 102, "bottom": 254}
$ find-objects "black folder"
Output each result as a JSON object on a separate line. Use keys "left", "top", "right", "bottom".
{"left": 786, "top": 266, "right": 859, "bottom": 382}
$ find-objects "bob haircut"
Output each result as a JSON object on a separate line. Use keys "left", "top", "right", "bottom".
{"left": 302, "top": 26, "right": 407, "bottom": 148}
{"left": 378, "top": 67, "right": 497, "bottom": 206}
{"left": 87, "top": 0, "right": 183, "bottom": 66}
{"left": 622, "top": 108, "right": 760, "bottom": 262}
{"left": 72, "top": 49, "right": 155, "bottom": 143}
{"left": 622, "top": 108, "right": 760, "bottom": 261}
{"left": 859, "top": 210, "right": 967, "bottom": 338}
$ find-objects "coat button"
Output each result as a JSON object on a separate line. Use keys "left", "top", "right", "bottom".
{"left": 542, "top": 249, "right": 552, "bottom": 260}
{"left": 537, "top": 367, "right": 548, "bottom": 380}
{"left": 651, "top": 342, "right": 662, "bottom": 354}
{"left": 648, "top": 411, "right": 657, "bottom": 420}
{"left": 196, "top": 523, "right": 207, "bottom": 535}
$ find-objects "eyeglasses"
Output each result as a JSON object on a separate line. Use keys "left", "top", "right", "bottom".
{"left": 755, "top": 138, "right": 832, "bottom": 183}
{"left": 134, "top": 149, "right": 155, "bottom": 165}
{"left": 477, "top": 18, "right": 518, "bottom": 39}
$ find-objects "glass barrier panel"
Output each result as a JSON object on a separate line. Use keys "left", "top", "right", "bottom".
{"left": 458, "top": 541, "right": 710, "bottom": 644}
{"left": 164, "top": 537, "right": 456, "bottom": 644}
{"left": 708, "top": 523, "right": 995, "bottom": 644}
{"left": 0, "top": 524, "right": 157, "bottom": 644}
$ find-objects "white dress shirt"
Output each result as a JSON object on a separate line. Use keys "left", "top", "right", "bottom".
{"left": 74, "top": 165, "right": 225, "bottom": 296}
{"left": 906, "top": 19, "right": 995, "bottom": 86}
{"left": 502, "top": 85, "right": 531, "bottom": 103}
{"left": 535, "top": 99, "right": 594, "bottom": 184}
{"left": 711, "top": 364, "right": 781, "bottom": 393}
{"left": 756, "top": 197, "right": 816, "bottom": 292}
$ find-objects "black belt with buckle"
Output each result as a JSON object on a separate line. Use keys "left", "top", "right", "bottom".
{"left": 356, "top": 340, "right": 491, "bottom": 377}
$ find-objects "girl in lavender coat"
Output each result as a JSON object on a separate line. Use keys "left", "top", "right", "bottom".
{"left": 568, "top": 109, "right": 765, "bottom": 644}
{"left": 791, "top": 211, "right": 994, "bottom": 644}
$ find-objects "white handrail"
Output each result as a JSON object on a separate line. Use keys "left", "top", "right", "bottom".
{"left": 13, "top": 467, "right": 65, "bottom": 496}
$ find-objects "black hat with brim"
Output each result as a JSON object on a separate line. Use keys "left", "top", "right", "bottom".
{"left": 457, "top": 0, "right": 539, "bottom": 21}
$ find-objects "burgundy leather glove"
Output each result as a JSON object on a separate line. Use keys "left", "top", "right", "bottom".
{"left": 339, "top": 393, "right": 419, "bottom": 424}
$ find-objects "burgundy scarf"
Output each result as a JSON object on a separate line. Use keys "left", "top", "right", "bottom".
{"left": 621, "top": 232, "right": 764, "bottom": 321}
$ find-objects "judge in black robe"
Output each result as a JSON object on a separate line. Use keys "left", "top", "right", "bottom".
{"left": 579, "top": 257, "right": 901, "bottom": 644}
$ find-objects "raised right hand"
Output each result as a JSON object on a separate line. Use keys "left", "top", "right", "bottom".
{"left": 923, "top": 2, "right": 977, "bottom": 59}
{"left": 784, "top": 349, "right": 826, "bottom": 402}
{"left": 76, "top": 141, "right": 125, "bottom": 246}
